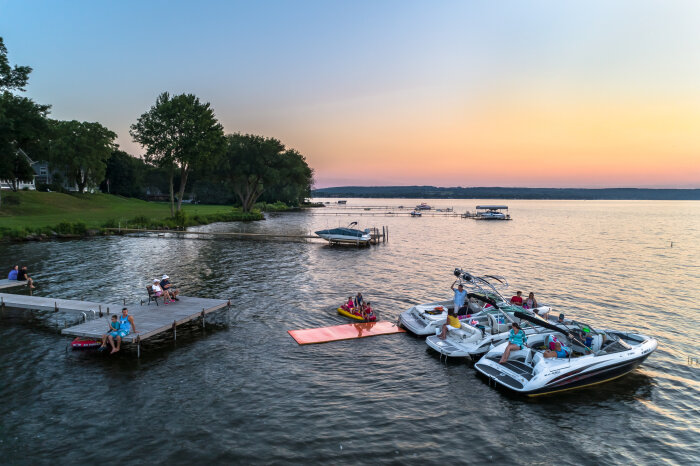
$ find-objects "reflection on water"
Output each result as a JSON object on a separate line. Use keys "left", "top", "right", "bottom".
{"left": 0, "top": 199, "right": 699, "bottom": 464}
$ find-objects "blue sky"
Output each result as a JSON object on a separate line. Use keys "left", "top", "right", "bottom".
{"left": 2, "top": 0, "right": 699, "bottom": 187}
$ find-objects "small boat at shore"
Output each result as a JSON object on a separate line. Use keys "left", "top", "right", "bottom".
{"left": 315, "top": 222, "right": 371, "bottom": 244}
{"left": 415, "top": 202, "right": 432, "bottom": 210}
{"left": 410, "top": 210, "right": 422, "bottom": 217}
{"left": 474, "top": 311, "right": 657, "bottom": 396}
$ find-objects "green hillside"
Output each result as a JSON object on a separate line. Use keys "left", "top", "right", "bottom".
{"left": 0, "top": 191, "right": 260, "bottom": 237}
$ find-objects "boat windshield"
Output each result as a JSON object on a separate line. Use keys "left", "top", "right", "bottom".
{"left": 597, "top": 338, "right": 631, "bottom": 354}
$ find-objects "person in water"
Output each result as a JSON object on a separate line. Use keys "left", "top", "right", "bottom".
{"left": 17, "top": 266, "right": 34, "bottom": 288}
{"left": 523, "top": 292, "right": 538, "bottom": 309}
{"left": 438, "top": 308, "right": 461, "bottom": 340}
{"left": 451, "top": 281, "right": 468, "bottom": 315}
{"left": 499, "top": 322, "right": 527, "bottom": 364}
{"left": 111, "top": 308, "right": 137, "bottom": 354}
{"left": 7, "top": 265, "right": 18, "bottom": 280}
{"left": 510, "top": 291, "right": 523, "bottom": 306}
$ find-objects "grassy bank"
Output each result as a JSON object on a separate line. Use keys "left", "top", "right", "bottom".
{"left": 0, "top": 191, "right": 262, "bottom": 240}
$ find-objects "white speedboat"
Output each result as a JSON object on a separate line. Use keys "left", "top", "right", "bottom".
{"left": 425, "top": 303, "right": 558, "bottom": 358}
{"left": 410, "top": 210, "right": 422, "bottom": 217}
{"left": 474, "top": 312, "right": 658, "bottom": 396}
{"left": 474, "top": 205, "right": 510, "bottom": 220}
{"left": 415, "top": 202, "right": 432, "bottom": 210}
{"left": 398, "top": 269, "right": 509, "bottom": 336}
{"left": 315, "top": 222, "right": 371, "bottom": 244}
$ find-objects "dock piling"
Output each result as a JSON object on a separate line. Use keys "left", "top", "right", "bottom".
{"left": 173, "top": 321, "right": 177, "bottom": 340}
{"left": 202, "top": 309, "right": 206, "bottom": 329}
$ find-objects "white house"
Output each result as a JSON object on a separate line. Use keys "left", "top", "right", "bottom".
{"left": 0, "top": 149, "right": 36, "bottom": 191}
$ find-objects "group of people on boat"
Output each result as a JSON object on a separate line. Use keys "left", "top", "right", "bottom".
{"left": 150, "top": 274, "right": 179, "bottom": 304}
{"left": 340, "top": 292, "right": 375, "bottom": 321}
{"left": 6, "top": 265, "right": 34, "bottom": 288}
{"left": 509, "top": 290, "right": 538, "bottom": 309}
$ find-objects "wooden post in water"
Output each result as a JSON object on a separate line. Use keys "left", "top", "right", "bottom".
{"left": 173, "top": 321, "right": 177, "bottom": 341}
{"left": 202, "top": 309, "right": 206, "bottom": 329}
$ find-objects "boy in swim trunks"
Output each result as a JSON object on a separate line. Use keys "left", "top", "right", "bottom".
{"left": 99, "top": 315, "right": 121, "bottom": 352}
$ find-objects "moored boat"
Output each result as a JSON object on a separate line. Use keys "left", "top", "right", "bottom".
{"left": 315, "top": 222, "right": 371, "bottom": 244}
{"left": 474, "top": 312, "right": 657, "bottom": 396}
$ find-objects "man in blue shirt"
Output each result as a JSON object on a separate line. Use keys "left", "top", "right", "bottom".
{"left": 8, "top": 265, "right": 18, "bottom": 280}
{"left": 451, "top": 280, "right": 468, "bottom": 315}
{"left": 160, "top": 274, "right": 179, "bottom": 301}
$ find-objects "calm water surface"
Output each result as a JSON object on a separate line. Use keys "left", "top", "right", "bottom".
{"left": 1, "top": 199, "right": 698, "bottom": 465}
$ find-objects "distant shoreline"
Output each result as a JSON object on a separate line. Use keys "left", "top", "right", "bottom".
{"left": 312, "top": 186, "right": 700, "bottom": 201}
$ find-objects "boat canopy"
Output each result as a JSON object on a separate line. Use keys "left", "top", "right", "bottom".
{"left": 476, "top": 205, "right": 508, "bottom": 210}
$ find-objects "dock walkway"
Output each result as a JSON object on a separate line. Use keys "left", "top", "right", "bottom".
{"left": 0, "top": 293, "right": 229, "bottom": 356}
{"left": 0, "top": 279, "right": 28, "bottom": 290}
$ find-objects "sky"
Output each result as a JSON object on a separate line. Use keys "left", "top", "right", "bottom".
{"left": 1, "top": 0, "right": 699, "bottom": 188}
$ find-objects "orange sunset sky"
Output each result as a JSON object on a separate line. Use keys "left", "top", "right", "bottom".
{"left": 2, "top": 0, "right": 699, "bottom": 188}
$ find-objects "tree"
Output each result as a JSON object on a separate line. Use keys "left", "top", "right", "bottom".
{"left": 50, "top": 120, "right": 117, "bottom": 193}
{"left": 0, "top": 36, "right": 49, "bottom": 208}
{"left": 100, "top": 150, "right": 147, "bottom": 197}
{"left": 220, "top": 133, "right": 313, "bottom": 212}
{"left": 130, "top": 92, "right": 225, "bottom": 215}
{"left": 5, "top": 151, "right": 35, "bottom": 190}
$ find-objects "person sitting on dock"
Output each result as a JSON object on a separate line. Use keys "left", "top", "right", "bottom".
{"left": 152, "top": 279, "right": 171, "bottom": 304}
{"left": 17, "top": 266, "right": 34, "bottom": 289}
{"left": 112, "top": 308, "right": 137, "bottom": 354}
{"left": 499, "top": 322, "right": 527, "bottom": 364}
{"left": 160, "top": 275, "right": 179, "bottom": 301}
{"left": 509, "top": 291, "right": 523, "bottom": 306}
{"left": 99, "top": 315, "right": 121, "bottom": 352}
{"left": 451, "top": 281, "right": 468, "bottom": 315}
{"left": 7, "top": 265, "right": 18, "bottom": 280}
{"left": 438, "top": 308, "right": 461, "bottom": 340}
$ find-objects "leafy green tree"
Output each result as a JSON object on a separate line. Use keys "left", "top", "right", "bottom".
{"left": 221, "top": 133, "right": 313, "bottom": 212}
{"left": 0, "top": 37, "right": 31, "bottom": 91}
{"left": 100, "top": 149, "right": 147, "bottom": 197}
{"left": 50, "top": 120, "right": 117, "bottom": 193}
{"left": 0, "top": 36, "right": 50, "bottom": 207}
{"left": 130, "top": 92, "right": 225, "bottom": 214}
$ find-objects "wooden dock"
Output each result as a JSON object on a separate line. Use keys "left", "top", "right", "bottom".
{"left": 0, "top": 293, "right": 229, "bottom": 357}
{"left": 105, "top": 227, "right": 388, "bottom": 245}
{"left": 0, "top": 279, "right": 28, "bottom": 290}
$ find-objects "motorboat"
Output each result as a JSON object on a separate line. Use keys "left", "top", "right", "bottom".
{"left": 410, "top": 210, "right": 422, "bottom": 217}
{"left": 474, "top": 205, "right": 511, "bottom": 220}
{"left": 474, "top": 311, "right": 658, "bottom": 396}
{"left": 425, "top": 301, "right": 560, "bottom": 359}
{"left": 315, "top": 222, "right": 371, "bottom": 244}
{"left": 415, "top": 202, "right": 432, "bottom": 210}
{"left": 398, "top": 269, "right": 509, "bottom": 336}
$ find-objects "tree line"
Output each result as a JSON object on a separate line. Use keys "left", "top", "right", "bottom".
{"left": 0, "top": 37, "right": 313, "bottom": 213}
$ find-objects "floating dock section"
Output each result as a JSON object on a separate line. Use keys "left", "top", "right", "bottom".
{"left": 0, "top": 279, "right": 28, "bottom": 290}
{"left": 0, "top": 293, "right": 229, "bottom": 357}
{"left": 288, "top": 321, "right": 405, "bottom": 345}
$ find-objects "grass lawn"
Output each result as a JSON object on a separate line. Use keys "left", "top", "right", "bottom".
{"left": 0, "top": 191, "right": 252, "bottom": 230}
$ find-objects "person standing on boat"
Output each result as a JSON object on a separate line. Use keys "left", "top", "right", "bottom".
{"left": 451, "top": 281, "right": 468, "bottom": 315}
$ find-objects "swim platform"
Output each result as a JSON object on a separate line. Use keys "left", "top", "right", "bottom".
{"left": 288, "top": 321, "right": 405, "bottom": 345}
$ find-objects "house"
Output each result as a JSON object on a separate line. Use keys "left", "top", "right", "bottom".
{"left": 0, "top": 149, "right": 36, "bottom": 190}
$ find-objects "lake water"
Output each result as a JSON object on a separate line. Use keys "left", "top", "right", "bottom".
{"left": 1, "top": 199, "right": 699, "bottom": 465}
